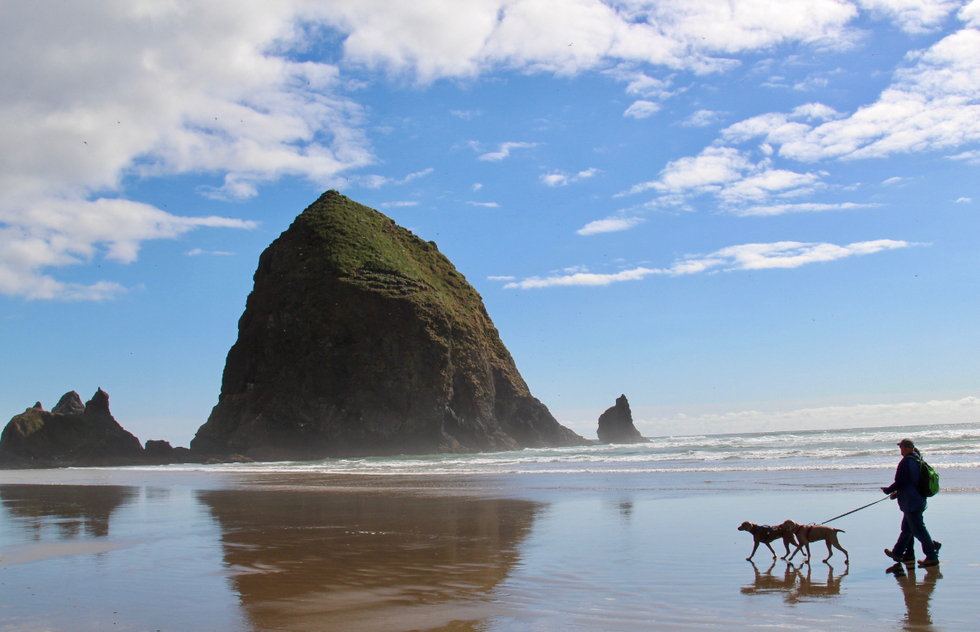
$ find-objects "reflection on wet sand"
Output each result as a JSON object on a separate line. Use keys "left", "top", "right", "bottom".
{"left": 742, "top": 561, "right": 848, "bottom": 603}
{"left": 0, "top": 484, "right": 137, "bottom": 539}
{"left": 888, "top": 563, "right": 942, "bottom": 630}
{"left": 196, "top": 489, "right": 541, "bottom": 632}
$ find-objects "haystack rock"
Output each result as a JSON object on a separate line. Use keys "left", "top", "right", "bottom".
{"left": 596, "top": 394, "right": 648, "bottom": 444}
{"left": 191, "top": 190, "right": 588, "bottom": 459}
{"left": 0, "top": 389, "right": 144, "bottom": 466}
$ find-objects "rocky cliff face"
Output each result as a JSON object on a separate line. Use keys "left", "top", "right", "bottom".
{"left": 191, "top": 190, "right": 588, "bottom": 459}
{"left": 596, "top": 394, "right": 648, "bottom": 444}
{"left": 0, "top": 389, "right": 145, "bottom": 466}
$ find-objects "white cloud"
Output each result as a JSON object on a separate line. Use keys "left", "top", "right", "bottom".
{"left": 0, "top": 197, "right": 255, "bottom": 300}
{"left": 504, "top": 266, "right": 662, "bottom": 289}
{"left": 487, "top": 275, "right": 515, "bottom": 281}
{"left": 503, "top": 239, "right": 912, "bottom": 289}
{"left": 467, "top": 201, "right": 500, "bottom": 207}
{"left": 857, "top": 0, "right": 961, "bottom": 34}
{"left": 955, "top": 196, "right": 973, "bottom": 203}
{"left": 948, "top": 149, "right": 980, "bottom": 164}
{"left": 398, "top": 168, "right": 434, "bottom": 183}
{"left": 793, "top": 75, "right": 829, "bottom": 91}
{"left": 187, "top": 249, "right": 234, "bottom": 256}
{"left": 472, "top": 183, "right": 483, "bottom": 191}
{"left": 624, "top": 100, "right": 661, "bottom": 119}
{"left": 882, "top": 176, "right": 905, "bottom": 185}
{"left": 677, "top": 239, "right": 911, "bottom": 273}
{"left": 733, "top": 202, "right": 880, "bottom": 216}
{"left": 327, "top": 0, "right": 859, "bottom": 79}
{"left": 478, "top": 142, "right": 537, "bottom": 161}
{"left": 1, "top": 1, "right": 368, "bottom": 299}
{"left": 577, "top": 216, "right": 646, "bottom": 235}
{"left": 719, "top": 29, "right": 980, "bottom": 162}
{"left": 681, "top": 110, "right": 725, "bottom": 127}
{"left": 450, "top": 109, "right": 483, "bottom": 119}
{"left": 379, "top": 201, "right": 420, "bottom": 207}
{"left": 962, "top": 0, "right": 980, "bottom": 28}
{"left": 541, "top": 167, "right": 599, "bottom": 186}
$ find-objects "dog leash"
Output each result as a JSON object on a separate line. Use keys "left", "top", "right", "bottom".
{"left": 820, "top": 496, "right": 890, "bottom": 525}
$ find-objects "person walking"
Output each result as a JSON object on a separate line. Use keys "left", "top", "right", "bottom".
{"left": 882, "top": 439, "right": 940, "bottom": 568}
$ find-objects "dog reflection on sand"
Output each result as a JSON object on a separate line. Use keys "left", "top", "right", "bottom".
{"left": 742, "top": 561, "right": 848, "bottom": 603}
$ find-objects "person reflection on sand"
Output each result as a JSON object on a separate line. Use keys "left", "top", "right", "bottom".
{"left": 887, "top": 563, "right": 942, "bottom": 630}
{"left": 742, "top": 561, "right": 848, "bottom": 604}
{"left": 196, "top": 488, "right": 542, "bottom": 632}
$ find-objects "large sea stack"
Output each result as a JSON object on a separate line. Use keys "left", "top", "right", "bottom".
{"left": 596, "top": 394, "right": 648, "bottom": 444}
{"left": 0, "top": 389, "right": 144, "bottom": 466}
{"left": 191, "top": 190, "right": 588, "bottom": 459}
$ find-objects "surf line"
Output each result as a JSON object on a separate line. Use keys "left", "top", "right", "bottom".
{"left": 821, "top": 496, "right": 890, "bottom": 525}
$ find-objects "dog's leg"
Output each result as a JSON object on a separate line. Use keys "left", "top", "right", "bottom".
{"left": 747, "top": 540, "right": 761, "bottom": 561}
{"left": 831, "top": 537, "right": 849, "bottom": 563}
{"left": 823, "top": 540, "right": 834, "bottom": 563}
{"left": 781, "top": 535, "right": 796, "bottom": 559}
{"left": 785, "top": 542, "right": 802, "bottom": 562}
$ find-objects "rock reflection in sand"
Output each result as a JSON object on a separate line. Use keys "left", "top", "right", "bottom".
{"left": 196, "top": 489, "right": 541, "bottom": 632}
{"left": 742, "top": 561, "right": 848, "bottom": 603}
{"left": 0, "top": 484, "right": 137, "bottom": 539}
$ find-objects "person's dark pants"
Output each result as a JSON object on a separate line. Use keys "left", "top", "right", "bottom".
{"left": 894, "top": 510, "right": 937, "bottom": 560}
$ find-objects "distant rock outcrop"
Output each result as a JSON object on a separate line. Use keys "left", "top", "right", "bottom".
{"left": 0, "top": 389, "right": 145, "bottom": 466}
{"left": 191, "top": 190, "right": 588, "bottom": 459}
{"left": 596, "top": 394, "right": 648, "bottom": 444}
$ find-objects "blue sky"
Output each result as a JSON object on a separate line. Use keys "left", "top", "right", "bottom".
{"left": 2, "top": 0, "right": 979, "bottom": 445}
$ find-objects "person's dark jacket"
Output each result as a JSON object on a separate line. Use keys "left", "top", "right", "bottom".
{"left": 884, "top": 454, "right": 926, "bottom": 513}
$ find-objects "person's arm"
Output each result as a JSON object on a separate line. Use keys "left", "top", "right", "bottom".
{"left": 881, "top": 459, "right": 907, "bottom": 495}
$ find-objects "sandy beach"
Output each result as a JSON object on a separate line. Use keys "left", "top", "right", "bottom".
{"left": 1, "top": 465, "right": 978, "bottom": 632}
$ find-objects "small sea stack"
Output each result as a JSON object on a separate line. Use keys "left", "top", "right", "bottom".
{"left": 596, "top": 394, "right": 649, "bottom": 444}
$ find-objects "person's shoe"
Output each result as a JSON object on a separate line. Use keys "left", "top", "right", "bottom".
{"left": 918, "top": 558, "right": 940, "bottom": 568}
{"left": 885, "top": 562, "right": 906, "bottom": 576}
{"left": 934, "top": 541, "right": 942, "bottom": 556}
{"left": 885, "top": 548, "right": 913, "bottom": 562}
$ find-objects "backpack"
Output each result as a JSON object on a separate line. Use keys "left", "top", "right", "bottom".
{"left": 913, "top": 454, "right": 940, "bottom": 498}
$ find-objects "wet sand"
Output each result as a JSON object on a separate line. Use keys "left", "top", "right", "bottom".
{"left": 1, "top": 467, "right": 978, "bottom": 631}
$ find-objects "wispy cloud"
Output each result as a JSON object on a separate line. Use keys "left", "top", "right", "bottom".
{"left": 624, "top": 100, "right": 660, "bottom": 119}
{"left": 732, "top": 202, "right": 880, "bottom": 217}
{"left": 681, "top": 110, "right": 726, "bottom": 127}
{"left": 478, "top": 142, "right": 537, "bottom": 161}
{"left": 500, "top": 239, "right": 913, "bottom": 289}
{"left": 187, "top": 249, "right": 234, "bottom": 256}
{"left": 541, "top": 168, "right": 599, "bottom": 187}
{"left": 379, "top": 201, "right": 420, "bottom": 208}
{"left": 467, "top": 201, "right": 500, "bottom": 208}
{"left": 577, "top": 216, "right": 646, "bottom": 235}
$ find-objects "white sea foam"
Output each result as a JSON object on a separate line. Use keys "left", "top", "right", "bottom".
{"left": 130, "top": 421, "right": 980, "bottom": 477}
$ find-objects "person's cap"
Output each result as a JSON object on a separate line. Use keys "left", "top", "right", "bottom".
{"left": 898, "top": 438, "right": 915, "bottom": 448}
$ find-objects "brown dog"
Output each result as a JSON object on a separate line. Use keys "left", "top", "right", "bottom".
{"left": 780, "top": 519, "right": 849, "bottom": 563}
{"left": 738, "top": 521, "right": 799, "bottom": 561}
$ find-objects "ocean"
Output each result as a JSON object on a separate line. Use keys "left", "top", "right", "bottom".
{"left": 142, "top": 421, "right": 980, "bottom": 478}
{"left": 2, "top": 421, "right": 979, "bottom": 631}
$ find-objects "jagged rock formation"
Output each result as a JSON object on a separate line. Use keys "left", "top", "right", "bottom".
{"left": 191, "top": 190, "right": 588, "bottom": 459}
{"left": 596, "top": 394, "right": 648, "bottom": 444}
{"left": 0, "top": 389, "right": 145, "bottom": 466}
